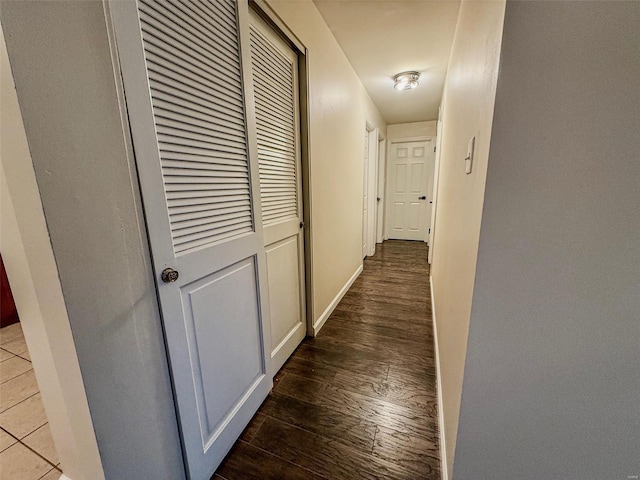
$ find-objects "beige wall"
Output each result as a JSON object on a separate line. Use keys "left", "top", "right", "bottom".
{"left": 387, "top": 121, "right": 437, "bottom": 140}
{"left": 267, "top": 0, "right": 386, "bottom": 325}
{"left": 429, "top": 0, "right": 505, "bottom": 474}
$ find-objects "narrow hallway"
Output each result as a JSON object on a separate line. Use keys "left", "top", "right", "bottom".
{"left": 215, "top": 240, "right": 438, "bottom": 480}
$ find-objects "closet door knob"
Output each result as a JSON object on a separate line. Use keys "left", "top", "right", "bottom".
{"left": 161, "top": 268, "right": 179, "bottom": 283}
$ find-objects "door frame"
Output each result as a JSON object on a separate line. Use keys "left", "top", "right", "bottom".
{"left": 376, "top": 136, "right": 386, "bottom": 244}
{"left": 428, "top": 107, "right": 444, "bottom": 263}
{"left": 384, "top": 136, "right": 434, "bottom": 242}
{"left": 364, "top": 123, "right": 379, "bottom": 257}
{"left": 249, "top": 0, "right": 314, "bottom": 337}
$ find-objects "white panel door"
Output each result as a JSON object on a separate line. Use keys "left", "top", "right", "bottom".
{"left": 386, "top": 140, "right": 433, "bottom": 241}
{"left": 111, "top": 1, "right": 271, "bottom": 478}
{"left": 249, "top": 10, "right": 306, "bottom": 375}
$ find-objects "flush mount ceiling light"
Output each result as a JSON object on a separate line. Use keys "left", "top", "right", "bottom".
{"left": 393, "top": 71, "right": 420, "bottom": 91}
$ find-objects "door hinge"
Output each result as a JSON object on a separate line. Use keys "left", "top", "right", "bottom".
{"left": 428, "top": 228, "right": 431, "bottom": 234}
{"left": 434, "top": 146, "right": 436, "bottom": 152}
{"left": 300, "top": 221, "right": 305, "bottom": 229}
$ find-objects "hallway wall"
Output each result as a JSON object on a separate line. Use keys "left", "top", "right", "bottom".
{"left": 1, "top": 27, "right": 104, "bottom": 480}
{"left": 454, "top": 2, "right": 640, "bottom": 478}
{"left": 387, "top": 121, "right": 436, "bottom": 140}
{"left": 428, "top": 0, "right": 506, "bottom": 474}
{"left": 267, "top": 0, "right": 386, "bottom": 327}
{"left": 0, "top": 3, "right": 185, "bottom": 479}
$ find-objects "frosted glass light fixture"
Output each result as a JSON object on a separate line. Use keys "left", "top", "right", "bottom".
{"left": 393, "top": 71, "right": 420, "bottom": 91}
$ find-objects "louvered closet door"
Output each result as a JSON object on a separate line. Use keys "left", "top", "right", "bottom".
{"left": 110, "top": 1, "right": 272, "bottom": 478}
{"left": 249, "top": 9, "right": 306, "bottom": 374}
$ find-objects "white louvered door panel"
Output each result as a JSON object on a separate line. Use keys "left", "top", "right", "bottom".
{"left": 138, "top": 0, "right": 253, "bottom": 253}
{"left": 249, "top": 9, "right": 306, "bottom": 375}
{"left": 251, "top": 29, "right": 297, "bottom": 225}
{"left": 111, "top": 1, "right": 272, "bottom": 479}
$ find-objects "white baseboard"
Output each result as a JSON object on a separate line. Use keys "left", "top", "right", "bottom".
{"left": 59, "top": 475, "right": 73, "bottom": 480}
{"left": 312, "top": 264, "right": 363, "bottom": 336}
{"left": 431, "top": 275, "right": 448, "bottom": 480}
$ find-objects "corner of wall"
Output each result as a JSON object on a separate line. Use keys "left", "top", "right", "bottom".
{"left": 313, "top": 264, "right": 363, "bottom": 335}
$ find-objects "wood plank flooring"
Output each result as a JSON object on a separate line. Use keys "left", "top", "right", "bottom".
{"left": 214, "top": 240, "right": 439, "bottom": 480}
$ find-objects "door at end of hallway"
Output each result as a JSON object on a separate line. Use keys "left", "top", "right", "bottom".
{"left": 385, "top": 139, "right": 434, "bottom": 241}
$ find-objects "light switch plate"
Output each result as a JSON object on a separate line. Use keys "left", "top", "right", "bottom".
{"left": 465, "top": 136, "right": 475, "bottom": 174}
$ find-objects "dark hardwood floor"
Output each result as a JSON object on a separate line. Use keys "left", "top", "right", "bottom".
{"left": 214, "top": 240, "right": 439, "bottom": 480}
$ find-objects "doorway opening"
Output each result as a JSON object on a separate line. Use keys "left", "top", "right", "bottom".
{"left": 376, "top": 136, "right": 386, "bottom": 245}
{"left": 362, "top": 124, "right": 379, "bottom": 258}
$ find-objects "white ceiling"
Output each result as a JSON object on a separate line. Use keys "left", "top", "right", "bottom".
{"left": 313, "top": 0, "right": 460, "bottom": 125}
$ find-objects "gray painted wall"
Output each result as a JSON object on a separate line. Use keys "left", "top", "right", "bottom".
{"left": 454, "top": 1, "right": 640, "bottom": 478}
{"left": 0, "top": 2, "right": 185, "bottom": 479}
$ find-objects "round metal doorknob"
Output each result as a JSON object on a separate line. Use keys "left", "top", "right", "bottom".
{"left": 161, "top": 268, "right": 179, "bottom": 283}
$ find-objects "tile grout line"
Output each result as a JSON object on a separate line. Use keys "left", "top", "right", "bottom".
{"left": 0, "top": 389, "right": 40, "bottom": 416}
{"left": 16, "top": 436, "right": 60, "bottom": 471}
{"left": 37, "top": 466, "right": 63, "bottom": 480}
{"left": 0, "top": 393, "right": 49, "bottom": 447}
{"left": 0, "top": 425, "right": 20, "bottom": 441}
{"left": 1, "top": 424, "right": 60, "bottom": 471}
{"left": 0, "top": 346, "right": 16, "bottom": 357}
{"left": 16, "top": 420, "right": 49, "bottom": 444}
{"left": 0, "top": 365, "right": 34, "bottom": 386}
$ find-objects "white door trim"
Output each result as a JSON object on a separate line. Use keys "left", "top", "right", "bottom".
{"left": 362, "top": 126, "right": 369, "bottom": 258}
{"left": 364, "top": 124, "right": 379, "bottom": 257}
{"left": 376, "top": 137, "right": 386, "bottom": 244}
{"left": 429, "top": 107, "right": 444, "bottom": 263}
{"left": 368, "top": 126, "right": 379, "bottom": 256}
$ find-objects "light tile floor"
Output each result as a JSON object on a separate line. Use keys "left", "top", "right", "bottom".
{"left": 0, "top": 323, "right": 62, "bottom": 480}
